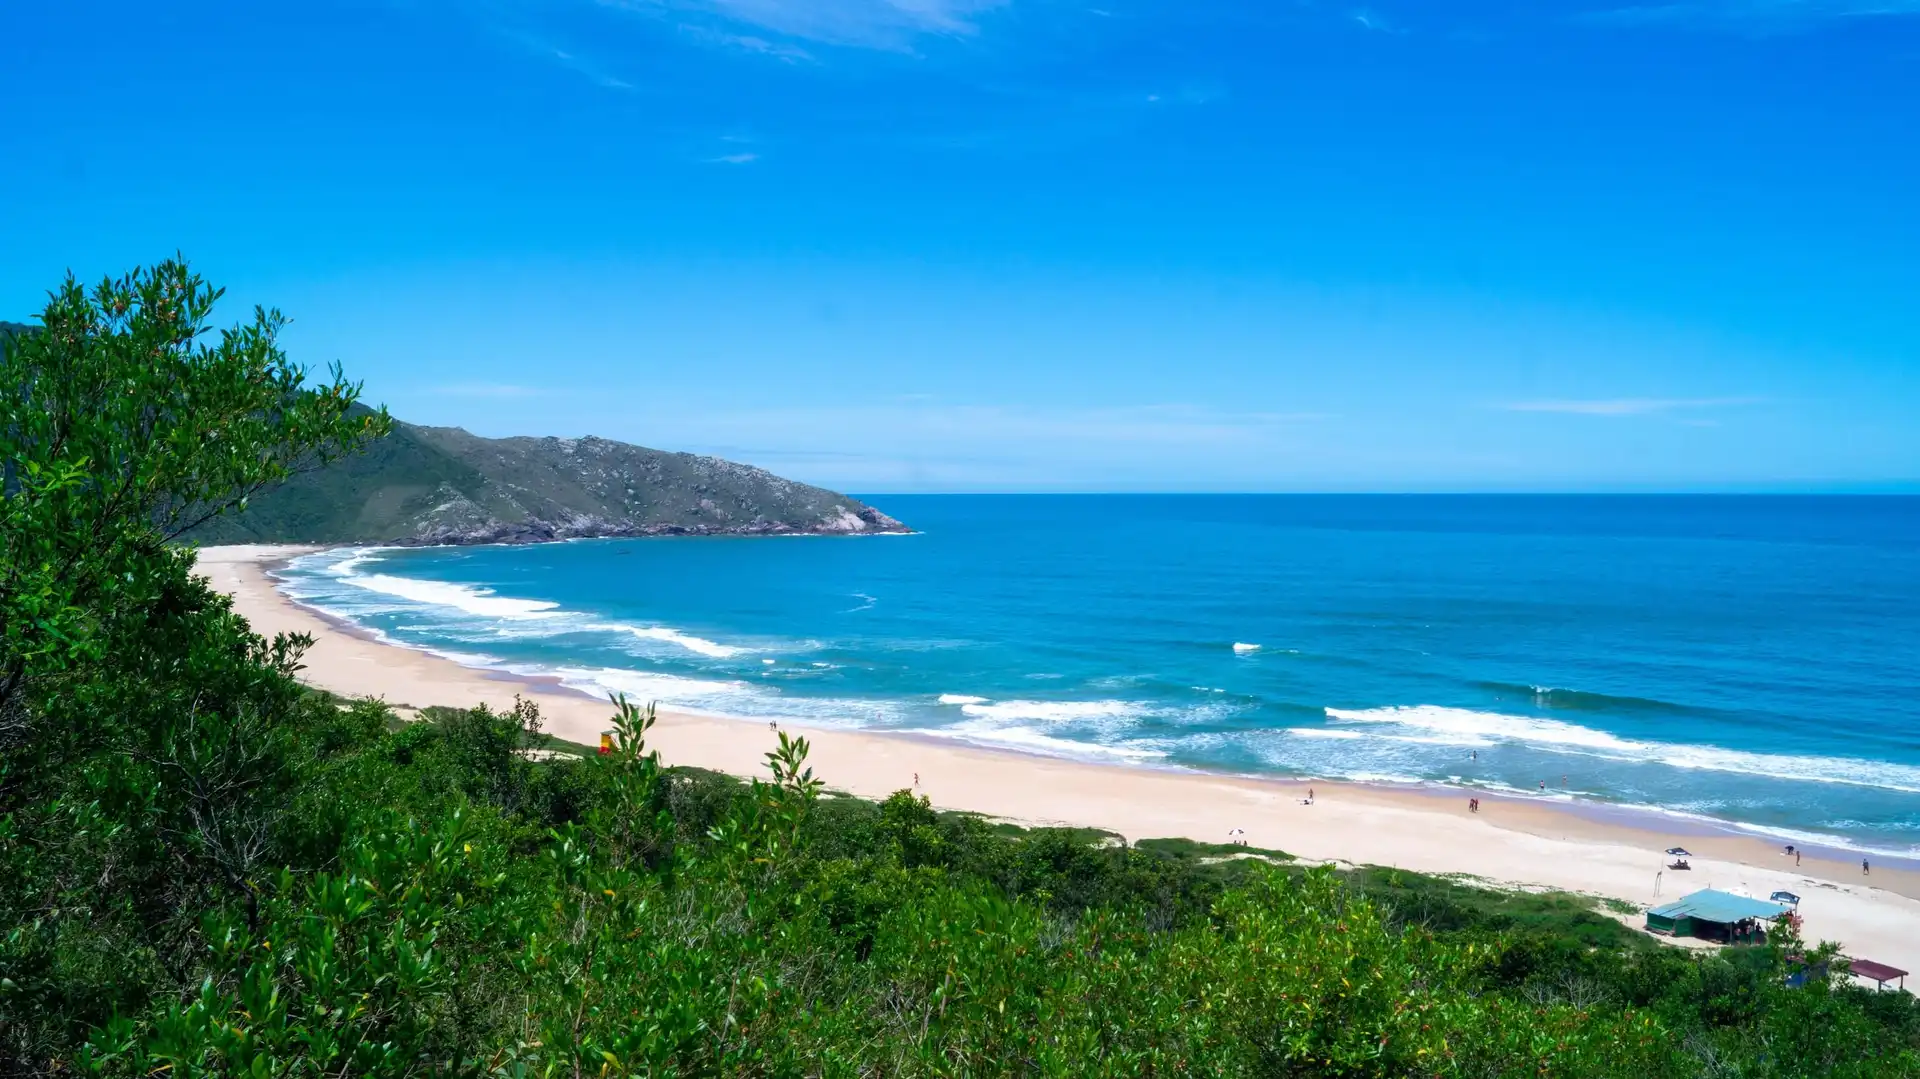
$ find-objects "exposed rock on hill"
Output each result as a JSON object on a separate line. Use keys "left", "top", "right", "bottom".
{"left": 187, "top": 417, "right": 907, "bottom": 546}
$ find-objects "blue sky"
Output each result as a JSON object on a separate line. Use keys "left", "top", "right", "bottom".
{"left": 3, "top": 0, "right": 1917, "bottom": 492}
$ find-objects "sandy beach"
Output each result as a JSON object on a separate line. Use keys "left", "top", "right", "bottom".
{"left": 198, "top": 543, "right": 1920, "bottom": 984}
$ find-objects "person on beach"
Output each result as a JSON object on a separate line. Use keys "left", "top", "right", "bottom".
{"left": 1864, "top": 859, "right": 1871, "bottom": 875}
{"left": 913, "top": 772, "right": 920, "bottom": 788}
{"left": 1539, "top": 781, "right": 1546, "bottom": 791}
{"left": 1796, "top": 851, "right": 1802, "bottom": 866}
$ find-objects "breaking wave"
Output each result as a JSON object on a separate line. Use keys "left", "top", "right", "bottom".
{"left": 593, "top": 623, "right": 743, "bottom": 659}
{"left": 1325, "top": 705, "right": 1920, "bottom": 793}
{"left": 290, "top": 548, "right": 747, "bottom": 659}
{"left": 343, "top": 572, "right": 561, "bottom": 620}
{"left": 958, "top": 699, "right": 1147, "bottom": 723}
{"left": 904, "top": 722, "right": 1170, "bottom": 763}
{"left": 1471, "top": 681, "right": 1715, "bottom": 718}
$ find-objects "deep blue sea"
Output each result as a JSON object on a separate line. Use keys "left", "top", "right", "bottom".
{"left": 274, "top": 495, "right": 1920, "bottom": 855}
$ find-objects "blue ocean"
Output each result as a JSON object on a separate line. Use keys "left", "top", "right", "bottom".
{"left": 274, "top": 495, "right": 1920, "bottom": 856}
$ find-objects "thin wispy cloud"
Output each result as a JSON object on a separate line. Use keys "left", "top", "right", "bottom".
{"left": 707, "top": 151, "right": 762, "bottom": 163}
{"left": 1503, "top": 397, "right": 1760, "bottom": 416}
{"left": 489, "top": 23, "right": 639, "bottom": 91}
{"left": 1579, "top": 0, "right": 1920, "bottom": 30}
{"left": 675, "top": 22, "right": 817, "bottom": 60}
{"left": 546, "top": 44, "right": 636, "bottom": 89}
{"left": 433, "top": 383, "right": 560, "bottom": 399}
{"left": 681, "top": 402, "right": 1334, "bottom": 448}
{"left": 1350, "top": 9, "right": 1409, "bottom": 33}
{"left": 599, "top": 0, "right": 1012, "bottom": 50}
{"left": 653, "top": 404, "right": 1338, "bottom": 489}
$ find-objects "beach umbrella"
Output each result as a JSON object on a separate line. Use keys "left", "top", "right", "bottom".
{"left": 1665, "top": 847, "right": 1692, "bottom": 857}
{"left": 1770, "top": 891, "right": 1801, "bottom": 906}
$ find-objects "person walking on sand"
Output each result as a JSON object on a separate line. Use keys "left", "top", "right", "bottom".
{"left": 1796, "top": 850, "right": 1802, "bottom": 866}
{"left": 913, "top": 772, "right": 920, "bottom": 788}
{"left": 1864, "top": 858, "right": 1871, "bottom": 876}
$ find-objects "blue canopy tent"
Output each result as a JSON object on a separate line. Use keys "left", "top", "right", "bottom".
{"left": 1646, "top": 889, "right": 1794, "bottom": 943}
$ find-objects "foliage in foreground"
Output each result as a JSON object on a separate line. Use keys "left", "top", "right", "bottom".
{"left": 3, "top": 263, "right": 1918, "bottom": 1076}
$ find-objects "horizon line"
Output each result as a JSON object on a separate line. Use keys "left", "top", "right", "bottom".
{"left": 847, "top": 489, "right": 1920, "bottom": 498}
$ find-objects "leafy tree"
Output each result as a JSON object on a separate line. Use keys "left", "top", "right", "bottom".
{"left": 1, "top": 256, "right": 386, "bottom": 716}
{"left": 0, "top": 260, "right": 386, "bottom": 1068}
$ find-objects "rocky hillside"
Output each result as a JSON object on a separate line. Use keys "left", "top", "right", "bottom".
{"left": 187, "top": 415, "right": 907, "bottom": 545}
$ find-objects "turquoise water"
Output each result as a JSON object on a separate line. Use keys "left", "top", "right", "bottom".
{"left": 274, "top": 495, "right": 1920, "bottom": 855}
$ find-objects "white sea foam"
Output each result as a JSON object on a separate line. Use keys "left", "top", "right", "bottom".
{"left": 541, "top": 665, "right": 909, "bottom": 729}
{"left": 907, "top": 722, "right": 1168, "bottom": 763}
{"left": 959, "top": 699, "right": 1145, "bottom": 723}
{"left": 1232, "top": 642, "right": 1261, "bottom": 654}
{"left": 309, "top": 551, "right": 749, "bottom": 659}
{"left": 554, "top": 667, "right": 750, "bottom": 703}
{"left": 1326, "top": 705, "right": 1920, "bottom": 793}
{"left": 595, "top": 622, "right": 744, "bottom": 659}
{"left": 938, "top": 694, "right": 990, "bottom": 705}
{"left": 1549, "top": 799, "right": 1920, "bottom": 859}
{"left": 1322, "top": 770, "right": 1428, "bottom": 785}
{"left": 340, "top": 573, "right": 562, "bottom": 619}
{"left": 1284, "top": 727, "right": 1364, "bottom": 740}
{"left": 311, "top": 548, "right": 561, "bottom": 621}
{"left": 323, "top": 549, "right": 387, "bottom": 577}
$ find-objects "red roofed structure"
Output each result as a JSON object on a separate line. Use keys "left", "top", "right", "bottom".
{"left": 1846, "top": 957, "right": 1909, "bottom": 991}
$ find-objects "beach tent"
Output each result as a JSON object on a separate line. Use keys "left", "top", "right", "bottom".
{"left": 1664, "top": 847, "right": 1693, "bottom": 857}
{"left": 1769, "top": 891, "right": 1802, "bottom": 906}
{"left": 1645, "top": 889, "right": 1793, "bottom": 943}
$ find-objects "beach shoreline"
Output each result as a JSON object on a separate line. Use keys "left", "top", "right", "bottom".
{"left": 196, "top": 542, "right": 1920, "bottom": 980}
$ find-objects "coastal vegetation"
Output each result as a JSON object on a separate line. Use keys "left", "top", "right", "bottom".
{"left": 4, "top": 262, "right": 1919, "bottom": 1075}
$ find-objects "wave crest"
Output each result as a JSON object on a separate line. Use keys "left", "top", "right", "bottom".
{"left": 960, "top": 699, "right": 1146, "bottom": 723}
{"left": 1325, "top": 705, "right": 1920, "bottom": 793}
{"left": 595, "top": 622, "right": 744, "bottom": 659}
{"left": 345, "top": 572, "right": 562, "bottom": 620}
